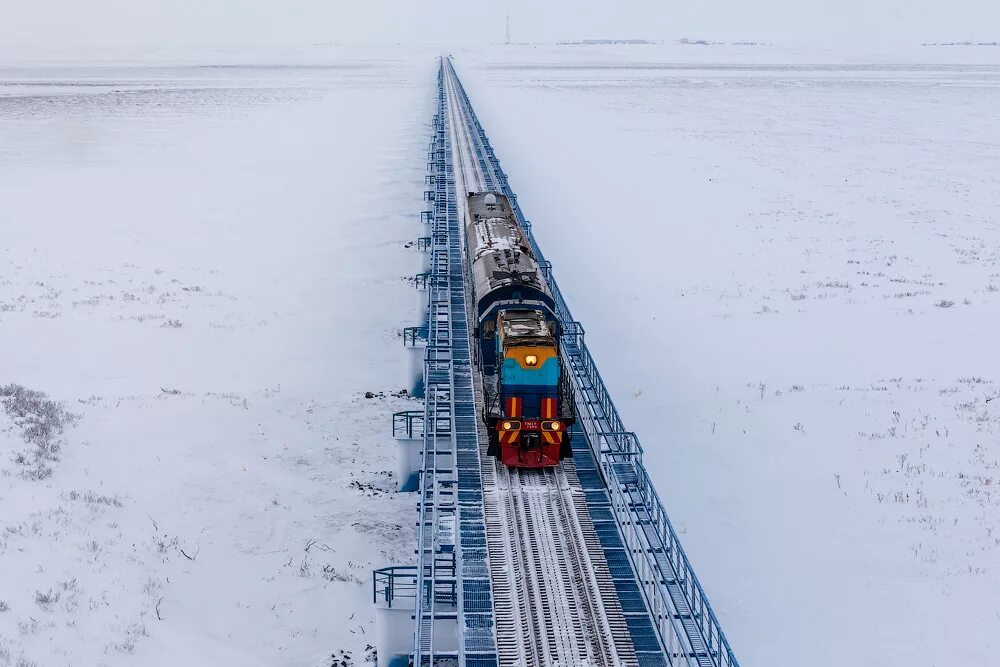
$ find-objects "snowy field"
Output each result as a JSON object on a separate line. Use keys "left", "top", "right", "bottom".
{"left": 455, "top": 44, "right": 1000, "bottom": 667}
{"left": 0, "top": 49, "right": 434, "bottom": 666}
{"left": 3, "top": 41, "right": 999, "bottom": 667}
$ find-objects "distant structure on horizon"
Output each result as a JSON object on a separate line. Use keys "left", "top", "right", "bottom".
{"left": 581, "top": 39, "right": 654, "bottom": 45}
{"left": 923, "top": 41, "right": 999, "bottom": 46}
{"left": 505, "top": 15, "right": 511, "bottom": 45}
{"left": 557, "top": 39, "right": 657, "bottom": 45}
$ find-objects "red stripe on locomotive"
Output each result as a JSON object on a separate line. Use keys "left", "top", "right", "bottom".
{"left": 505, "top": 396, "right": 521, "bottom": 418}
{"left": 541, "top": 397, "right": 557, "bottom": 419}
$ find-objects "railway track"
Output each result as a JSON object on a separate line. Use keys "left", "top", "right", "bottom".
{"left": 480, "top": 429, "right": 639, "bottom": 666}
{"left": 394, "top": 57, "right": 739, "bottom": 667}
{"left": 445, "top": 58, "right": 639, "bottom": 666}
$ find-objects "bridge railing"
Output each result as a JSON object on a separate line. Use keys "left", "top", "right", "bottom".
{"left": 403, "top": 326, "right": 429, "bottom": 346}
{"left": 446, "top": 57, "right": 740, "bottom": 667}
{"left": 393, "top": 410, "right": 424, "bottom": 439}
{"left": 373, "top": 565, "right": 418, "bottom": 608}
{"left": 560, "top": 318, "right": 739, "bottom": 666}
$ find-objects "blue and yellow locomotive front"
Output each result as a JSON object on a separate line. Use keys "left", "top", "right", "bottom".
{"left": 493, "top": 310, "right": 568, "bottom": 467}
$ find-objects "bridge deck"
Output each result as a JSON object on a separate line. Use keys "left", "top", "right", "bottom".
{"left": 376, "top": 58, "right": 741, "bottom": 667}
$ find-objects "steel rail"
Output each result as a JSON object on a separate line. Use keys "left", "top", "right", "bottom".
{"left": 444, "top": 59, "right": 640, "bottom": 667}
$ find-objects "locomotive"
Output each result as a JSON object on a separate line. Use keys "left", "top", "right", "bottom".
{"left": 462, "top": 191, "right": 575, "bottom": 467}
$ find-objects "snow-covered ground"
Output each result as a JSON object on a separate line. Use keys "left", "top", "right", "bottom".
{"left": 455, "top": 44, "right": 1000, "bottom": 666}
{"left": 0, "top": 51, "right": 434, "bottom": 666}
{"left": 4, "top": 41, "right": 999, "bottom": 667}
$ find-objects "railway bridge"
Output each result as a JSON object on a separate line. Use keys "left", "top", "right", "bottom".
{"left": 373, "top": 58, "right": 740, "bottom": 667}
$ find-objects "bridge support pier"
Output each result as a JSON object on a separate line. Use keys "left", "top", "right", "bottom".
{"left": 395, "top": 436, "right": 421, "bottom": 492}
{"left": 391, "top": 411, "right": 424, "bottom": 492}
{"left": 375, "top": 602, "right": 413, "bottom": 667}
{"left": 406, "top": 345, "right": 425, "bottom": 399}
{"left": 372, "top": 566, "right": 459, "bottom": 667}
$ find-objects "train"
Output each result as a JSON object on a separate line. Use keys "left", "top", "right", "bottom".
{"left": 462, "top": 191, "right": 575, "bottom": 467}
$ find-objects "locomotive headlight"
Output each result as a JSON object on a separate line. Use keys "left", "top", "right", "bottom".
{"left": 525, "top": 355, "right": 538, "bottom": 367}
{"left": 502, "top": 421, "right": 513, "bottom": 430}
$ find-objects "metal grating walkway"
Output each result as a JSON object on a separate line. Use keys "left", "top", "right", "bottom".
{"left": 376, "top": 57, "right": 740, "bottom": 667}
{"left": 444, "top": 57, "right": 741, "bottom": 667}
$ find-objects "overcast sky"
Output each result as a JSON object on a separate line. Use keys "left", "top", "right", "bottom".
{"left": 3, "top": 0, "right": 999, "bottom": 50}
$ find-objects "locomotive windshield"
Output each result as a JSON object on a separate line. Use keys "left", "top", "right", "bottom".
{"left": 498, "top": 310, "right": 554, "bottom": 347}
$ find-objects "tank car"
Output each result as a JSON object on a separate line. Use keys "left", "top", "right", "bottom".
{"left": 462, "top": 191, "right": 574, "bottom": 467}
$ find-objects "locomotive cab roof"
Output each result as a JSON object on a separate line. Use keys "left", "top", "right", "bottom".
{"left": 468, "top": 191, "right": 512, "bottom": 219}
{"left": 498, "top": 310, "right": 555, "bottom": 347}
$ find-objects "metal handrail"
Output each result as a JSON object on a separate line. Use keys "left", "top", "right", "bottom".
{"left": 412, "top": 70, "right": 447, "bottom": 666}
{"left": 413, "top": 60, "right": 471, "bottom": 667}
{"left": 403, "top": 326, "right": 428, "bottom": 347}
{"left": 373, "top": 565, "right": 418, "bottom": 607}
{"left": 393, "top": 410, "right": 424, "bottom": 439}
{"left": 447, "top": 56, "right": 740, "bottom": 667}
